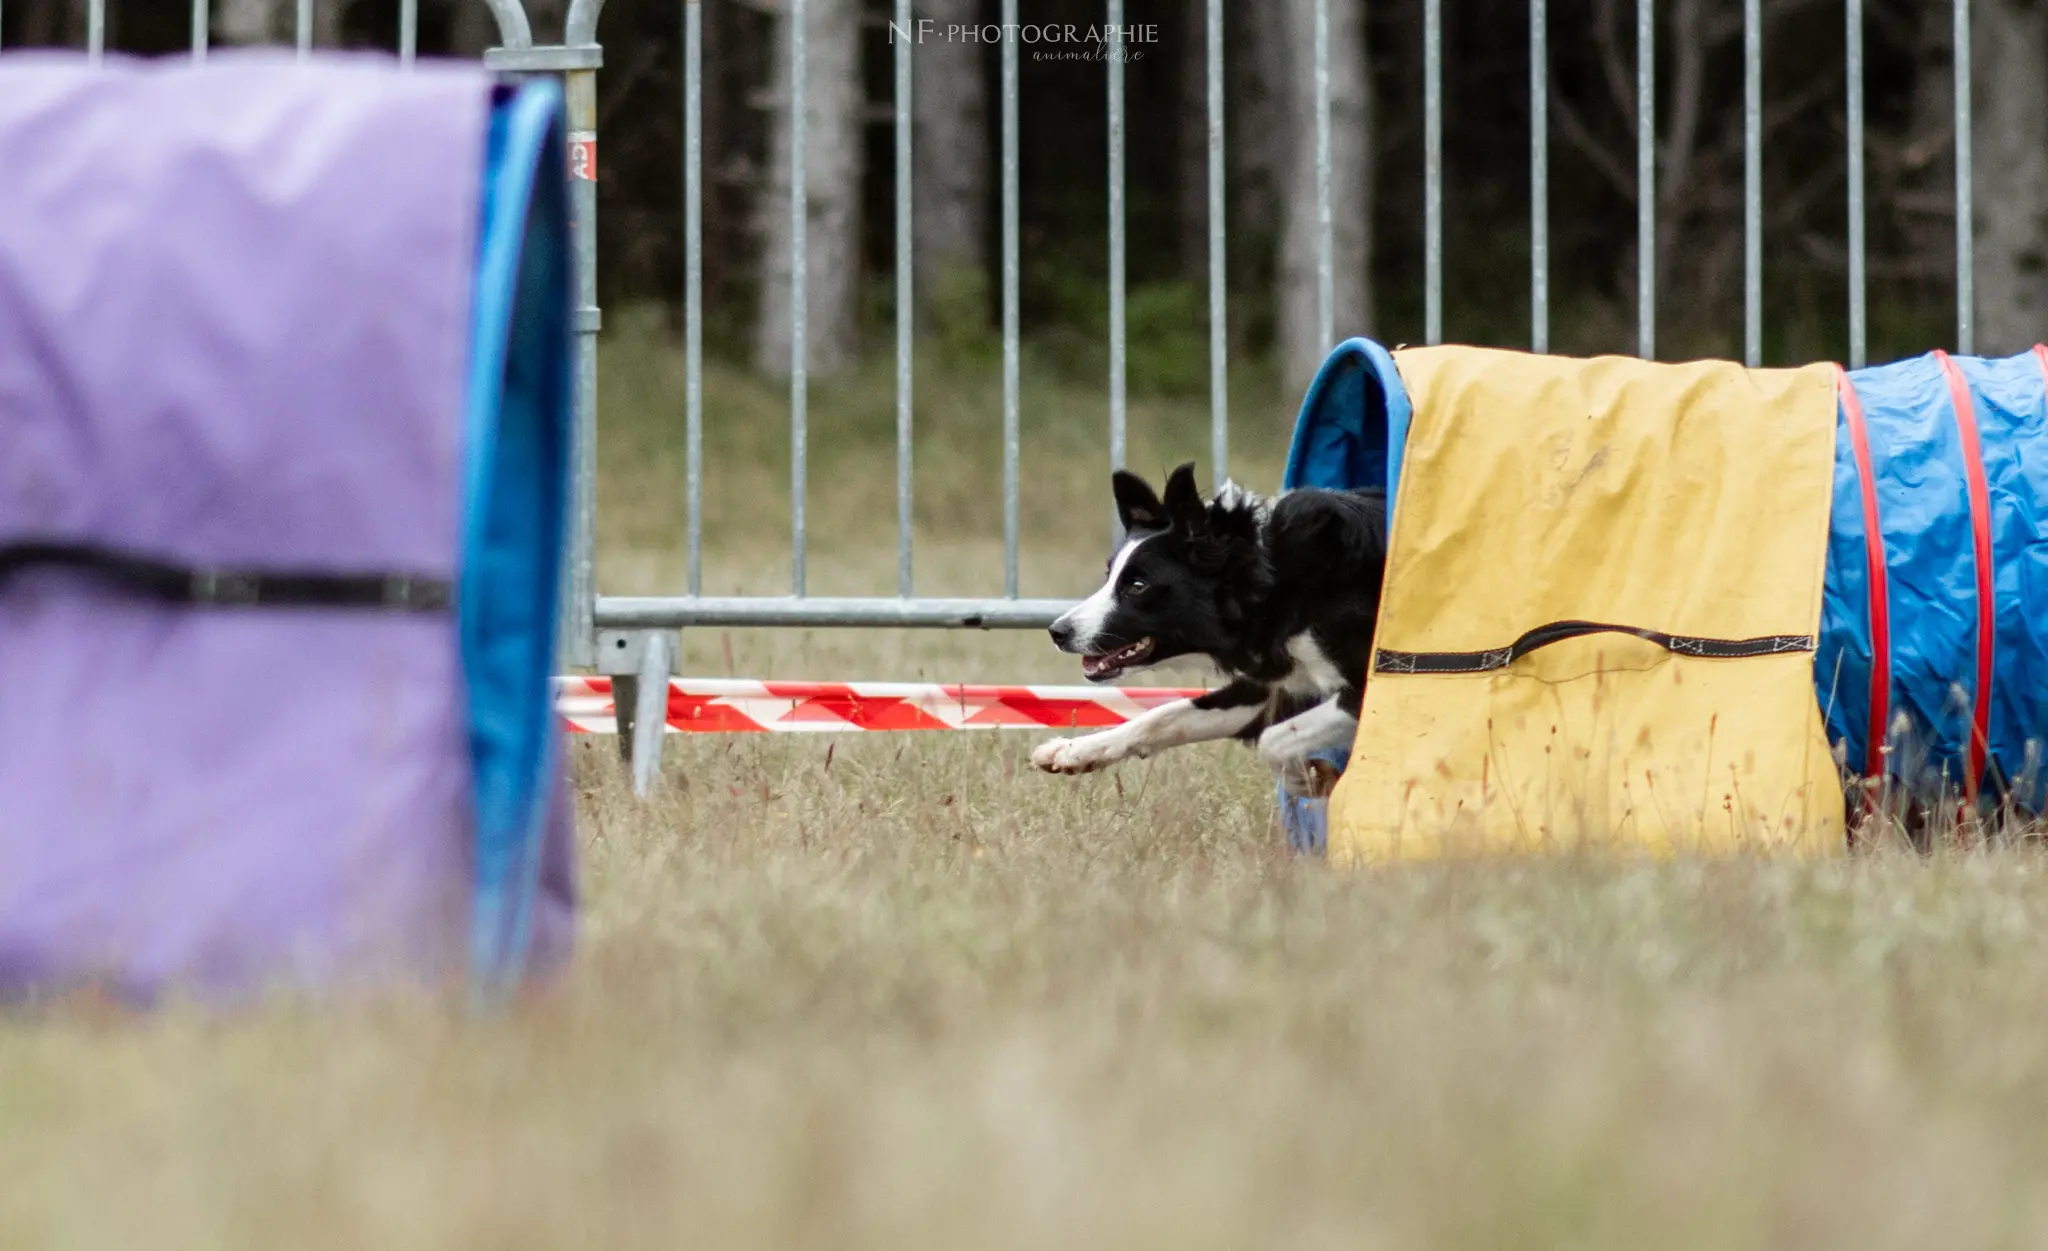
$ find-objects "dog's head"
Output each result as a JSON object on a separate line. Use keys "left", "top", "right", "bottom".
{"left": 1048, "top": 462, "right": 1268, "bottom": 681}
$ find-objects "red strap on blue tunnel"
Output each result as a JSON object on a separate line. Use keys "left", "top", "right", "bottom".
{"left": 1933, "top": 350, "right": 1994, "bottom": 804}
{"left": 1835, "top": 367, "right": 1891, "bottom": 782}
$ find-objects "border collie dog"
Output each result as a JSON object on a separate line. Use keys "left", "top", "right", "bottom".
{"left": 1033, "top": 462, "right": 1389, "bottom": 794}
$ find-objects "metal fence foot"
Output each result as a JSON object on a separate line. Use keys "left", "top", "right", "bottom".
{"left": 598, "top": 628, "right": 676, "bottom": 795}
{"left": 630, "top": 631, "right": 674, "bottom": 798}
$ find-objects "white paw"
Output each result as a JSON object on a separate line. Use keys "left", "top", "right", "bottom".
{"left": 1032, "top": 734, "right": 1122, "bottom": 775}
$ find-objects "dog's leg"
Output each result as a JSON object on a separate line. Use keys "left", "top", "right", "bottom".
{"left": 1033, "top": 679, "right": 1269, "bottom": 775}
{"left": 1257, "top": 694, "right": 1361, "bottom": 797}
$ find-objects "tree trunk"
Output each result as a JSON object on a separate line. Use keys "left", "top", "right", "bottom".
{"left": 21, "top": 0, "right": 84, "bottom": 45}
{"left": 1229, "top": 0, "right": 1285, "bottom": 343}
{"left": 1176, "top": 0, "right": 1209, "bottom": 281}
{"left": 1276, "top": 0, "right": 1371, "bottom": 389}
{"left": 448, "top": 0, "right": 496, "bottom": 54}
{"left": 755, "top": 0, "right": 864, "bottom": 377}
{"left": 213, "top": 0, "right": 282, "bottom": 46}
{"left": 1972, "top": 0, "right": 2048, "bottom": 355}
{"left": 214, "top": 0, "right": 342, "bottom": 46}
{"left": 910, "top": 0, "right": 989, "bottom": 327}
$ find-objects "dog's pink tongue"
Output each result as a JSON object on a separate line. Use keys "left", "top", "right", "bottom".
{"left": 1082, "top": 653, "right": 1115, "bottom": 678}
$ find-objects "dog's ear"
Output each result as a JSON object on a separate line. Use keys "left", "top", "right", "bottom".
{"left": 1112, "top": 469, "right": 1168, "bottom": 532}
{"left": 1162, "top": 462, "right": 1206, "bottom": 531}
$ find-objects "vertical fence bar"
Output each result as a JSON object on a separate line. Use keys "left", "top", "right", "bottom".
{"left": 1953, "top": 0, "right": 1973, "bottom": 355}
{"left": 1423, "top": 0, "right": 1442, "bottom": 345}
{"left": 1314, "top": 0, "right": 1333, "bottom": 350}
{"left": 685, "top": 0, "right": 704, "bottom": 597}
{"left": 1206, "top": 0, "right": 1227, "bottom": 481}
{"left": 1845, "top": 0, "right": 1865, "bottom": 369}
{"left": 400, "top": 0, "right": 417, "bottom": 66}
{"left": 1002, "top": 0, "right": 1021, "bottom": 578}
{"left": 193, "top": 0, "right": 209, "bottom": 58}
{"left": 1529, "top": 0, "right": 1548, "bottom": 353}
{"left": 1743, "top": 0, "right": 1761, "bottom": 366}
{"left": 297, "top": 0, "right": 312, "bottom": 58}
{"left": 565, "top": 7, "right": 602, "bottom": 670}
{"left": 1108, "top": 0, "right": 1127, "bottom": 500}
{"left": 1001, "top": 9, "right": 1020, "bottom": 594}
{"left": 86, "top": 0, "right": 104, "bottom": 62}
{"left": 789, "top": 0, "right": 809, "bottom": 596}
{"left": 1635, "top": 0, "right": 1654, "bottom": 359}
{"left": 893, "top": 0, "right": 914, "bottom": 597}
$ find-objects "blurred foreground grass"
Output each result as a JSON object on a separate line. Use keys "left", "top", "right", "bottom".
{"left": 9, "top": 317, "right": 2048, "bottom": 1249}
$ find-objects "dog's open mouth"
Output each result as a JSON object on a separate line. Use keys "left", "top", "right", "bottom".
{"left": 1081, "top": 637, "right": 1154, "bottom": 681}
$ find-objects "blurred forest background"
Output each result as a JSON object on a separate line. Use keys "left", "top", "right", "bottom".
{"left": 7, "top": 0, "right": 2045, "bottom": 402}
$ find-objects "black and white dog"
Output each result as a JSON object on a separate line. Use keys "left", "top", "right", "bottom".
{"left": 1032, "top": 462, "right": 1389, "bottom": 794}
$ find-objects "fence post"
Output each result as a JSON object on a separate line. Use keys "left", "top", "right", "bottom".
{"left": 564, "top": 0, "right": 606, "bottom": 674}
{"left": 1953, "top": 0, "right": 1973, "bottom": 355}
{"left": 481, "top": 0, "right": 603, "bottom": 678}
{"left": 1530, "top": 0, "right": 1548, "bottom": 354}
{"left": 1636, "top": 0, "right": 1654, "bottom": 360}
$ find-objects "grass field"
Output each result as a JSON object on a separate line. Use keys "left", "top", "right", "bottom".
{"left": 9, "top": 315, "right": 2048, "bottom": 1249}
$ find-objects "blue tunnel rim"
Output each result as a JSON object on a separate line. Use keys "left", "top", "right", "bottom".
{"left": 1281, "top": 335, "right": 1412, "bottom": 501}
{"left": 460, "top": 76, "right": 572, "bottom": 992}
{"left": 1276, "top": 336, "right": 1413, "bottom": 852}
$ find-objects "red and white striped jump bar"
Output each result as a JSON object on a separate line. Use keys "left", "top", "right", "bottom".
{"left": 555, "top": 676, "right": 1207, "bottom": 734}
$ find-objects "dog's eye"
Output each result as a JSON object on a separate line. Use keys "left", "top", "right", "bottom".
{"left": 1126, "top": 578, "right": 1148, "bottom": 593}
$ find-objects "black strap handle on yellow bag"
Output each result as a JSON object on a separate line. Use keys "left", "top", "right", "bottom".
{"left": 1375, "top": 619, "right": 1815, "bottom": 676}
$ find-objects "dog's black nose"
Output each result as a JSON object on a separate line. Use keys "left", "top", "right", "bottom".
{"left": 1049, "top": 620, "right": 1074, "bottom": 649}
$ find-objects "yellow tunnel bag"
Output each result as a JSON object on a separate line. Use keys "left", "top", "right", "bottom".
{"left": 1326, "top": 347, "right": 1847, "bottom": 863}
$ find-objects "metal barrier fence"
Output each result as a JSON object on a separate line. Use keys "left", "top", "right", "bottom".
{"left": 13, "top": 0, "right": 1982, "bottom": 781}
{"left": 594, "top": 0, "right": 1979, "bottom": 651}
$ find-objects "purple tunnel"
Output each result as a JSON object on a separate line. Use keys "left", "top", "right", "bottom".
{"left": 0, "top": 53, "right": 577, "bottom": 1004}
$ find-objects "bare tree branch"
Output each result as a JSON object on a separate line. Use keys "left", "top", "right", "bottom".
{"left": 1590, "top": 0, "right": 1638, "bottom": 128}
{"left": 1659, "top": 0, "right": 1709, "bottom": 207}
{"left": 597, "top": 42, "right": 666, "bottom": 131}
{"left": 1553, "top": 88, "right": 1637, "bottom": 200}
{"left": 1797, "top": 230, "right": 1955, "bottom": 277}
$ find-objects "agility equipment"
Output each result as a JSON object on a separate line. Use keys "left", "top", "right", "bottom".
{"left": 556, "top": 677, "right": 1207, "bottom": 734}
{"left": 0, "top": 54, "right": 575, "bottom": 1002}
{"left": 1282, "top": 337, "right": 2048, "bottom": 862}
{"left": 1818, "top": 349, "right": 2048, "bottom": 811}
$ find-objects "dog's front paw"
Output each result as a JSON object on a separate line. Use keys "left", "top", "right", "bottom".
{"left": 1030, "top": 737, "right": 1073, "bottom": 772}
{"left": 1032, "top": 734, "right": 1120, "bottom": 775}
